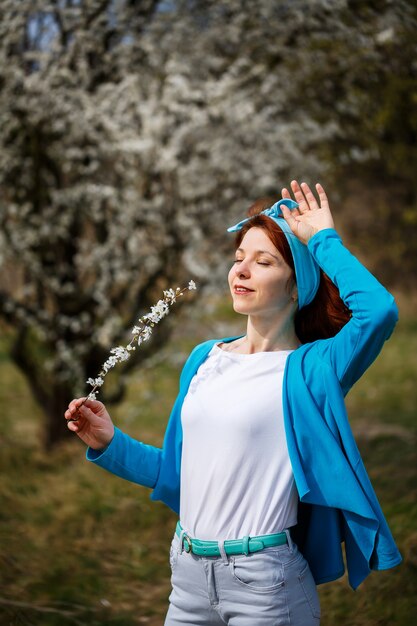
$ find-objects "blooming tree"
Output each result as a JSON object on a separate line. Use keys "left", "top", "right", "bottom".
{"left": 0, "top": 0, "right": 414, "bottom": 446}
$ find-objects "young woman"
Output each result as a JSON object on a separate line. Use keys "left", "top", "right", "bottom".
{"left": 65, "top": 181, "right": 402, "bottom": 625}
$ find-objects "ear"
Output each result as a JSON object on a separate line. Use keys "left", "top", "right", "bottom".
{"left": 291, "top": 284, "right": 298, "bottom": 303}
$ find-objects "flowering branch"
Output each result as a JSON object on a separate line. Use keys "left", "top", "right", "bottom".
{"left": 79, "top": 280, "right": 197, "bottom": 407}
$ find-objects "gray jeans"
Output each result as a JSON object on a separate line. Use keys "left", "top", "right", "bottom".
{"left": 164, "top": 530, "right": 321, "bottom": 625}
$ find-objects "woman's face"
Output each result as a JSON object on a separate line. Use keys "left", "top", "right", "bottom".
{"left": 228, "top": 227, "right": 297, "bottom": 319}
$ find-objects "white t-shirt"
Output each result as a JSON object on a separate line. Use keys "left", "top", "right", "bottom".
{"left": 179, "top": 344, "right": 298, "bottom": 540}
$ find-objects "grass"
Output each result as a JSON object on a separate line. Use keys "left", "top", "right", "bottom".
{"left": 0, "top": 294, "right": 416, "bottom": 625}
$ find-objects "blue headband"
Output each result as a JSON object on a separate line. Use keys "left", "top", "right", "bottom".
{"left": 227, "top": 198, "right": 320, "bottom": 309}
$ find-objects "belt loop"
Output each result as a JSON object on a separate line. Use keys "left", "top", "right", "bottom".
{"left": 242, "top": 535, "right": 250, "bottom": 556}
{"left": 284, "top": 529, "right": 294, "bottom": 554}
{"left": 179, "top": 529, "right": 186, "bottom": 555}
{"left": 218, "top": 540, "right": 229, "bottom": 565}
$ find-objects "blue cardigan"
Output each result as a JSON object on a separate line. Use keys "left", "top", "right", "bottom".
{"left": 87, "top": 228, "right": 402, "bottom": 589}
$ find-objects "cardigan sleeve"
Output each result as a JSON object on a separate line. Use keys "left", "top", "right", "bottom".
{"left": 86, "top": 426, "right": 162, "bottom": 489}
{"left": 307, "top": 228, "right": 399, "bottom": 396}
{"left": 84, "top": 342, "right": 215, "bottom": 498}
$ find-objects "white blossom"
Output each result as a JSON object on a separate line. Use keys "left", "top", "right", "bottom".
{"left": 141, "top": 326, "right": 152, "bottom": 341}
{"left": 109, "top": 346, "right": 130, "bottom": 362}
{"left": 84, "top": 282, "right": 196, "bottom": 398}
{"left": 163, "top": 288, "right": 176, "bottom": 301}
{"left": 86, "top": 377, "right": 104, "bottom": 387}
{"left": 102, "top": 356, "right": 118, "bottom": 373}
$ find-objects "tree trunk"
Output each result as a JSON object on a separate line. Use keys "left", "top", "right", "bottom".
{"left": 10, "top": 326, "right": 75, "bottom": 449}
{"left": 43, "top": 383, "right": 75, "bottom": 450}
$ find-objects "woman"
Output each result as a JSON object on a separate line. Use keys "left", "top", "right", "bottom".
{"left": 65, "top": 181, "right": 402, "bottom": 625}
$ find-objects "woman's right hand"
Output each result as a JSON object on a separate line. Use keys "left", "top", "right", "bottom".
{"left": 64, "top": 397, "right": 115, "bottom": 450}
{"left": 281, "top": 180, "right": 335, "bottom": 245}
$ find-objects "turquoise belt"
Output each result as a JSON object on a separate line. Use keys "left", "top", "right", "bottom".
{"left": 175, "top": 521, "right": 288, "bottom": 557}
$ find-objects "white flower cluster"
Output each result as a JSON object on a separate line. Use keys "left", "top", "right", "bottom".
{"left": 142, "top": 300, "right": 170, "bottom": 325}
{"left": 86, "top": 376, "right": 104, "bottom": 387}
{"left": 85, "top": 281, "right": 197, "bottom": 401}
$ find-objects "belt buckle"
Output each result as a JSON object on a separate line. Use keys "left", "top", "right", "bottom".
{"left": 182, "top": 534, "right": 193, "bottom": 554}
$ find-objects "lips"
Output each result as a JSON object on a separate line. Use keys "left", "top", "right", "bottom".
{"left": 234, "top": 284, "right": 254, "bottom": 294}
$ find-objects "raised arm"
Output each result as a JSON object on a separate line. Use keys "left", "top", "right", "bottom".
{"left": 281, "top": 181, "right": 398, "bottom": 395}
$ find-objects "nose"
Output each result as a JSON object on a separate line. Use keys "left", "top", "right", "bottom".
{"left": 235, "top": 260, "right": 250, "bottom": 278}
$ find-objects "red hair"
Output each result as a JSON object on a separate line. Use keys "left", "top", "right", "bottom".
{"left": 234, "top": 199, "right": 351, "bottom": 343}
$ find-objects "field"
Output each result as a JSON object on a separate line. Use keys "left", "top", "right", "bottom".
{"left": 0, "top": 293, "right": 416, "bottom": 625}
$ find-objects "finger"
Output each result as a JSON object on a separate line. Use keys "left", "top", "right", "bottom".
{"left": 64, "top": 408, "right": 78, "bottom": 420}
{"left": 66, "top": 401, "right": 90, "bottom": 422}
{"left": 74, "top": 397, "right": 88, "bottom": 408}
{"left": 67, "top": 409, "right": 82, "bottom": 423}
{"left": 300, "top": 182, "right": 320, "bottom": 211}
{"left": 66, "top": 411, "right": 81, "bottom": 423}
{"left": 315, "top": 183, "right": 329, "bottom": 210}
{"left": 281, "top": 187, "right": 301, "bottom": 217}
{"left": 67, "top": 419, "right": 80, "bottom": 432}
{"left": 83, "top": 398, "right": 104, "bottom": 411}
{"left": 75, "top": 403, "right": 101, "bottom": 425}
{"left": 290, "top": 180, "right": 310, "bottom": 213}
{"left": 68, "top": 397, "right": 87, "bottom": 413}
{"left": 66, "top": 407, "right": 80, "bottom": 421}
{"left": 281, "top": 203, "right": 299, "bottom": 232}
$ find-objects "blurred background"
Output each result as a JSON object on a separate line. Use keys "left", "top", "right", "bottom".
{"left": 0, "top": 0, "right": 416, "bottom": 624}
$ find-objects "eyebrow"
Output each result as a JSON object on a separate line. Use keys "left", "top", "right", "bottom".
{"left": 236, "top": 247, "right": 281, "bottom": 262}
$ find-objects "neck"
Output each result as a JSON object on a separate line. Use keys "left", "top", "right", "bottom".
{"left": 240, "top": 314, "right": 301, "bottom": 353}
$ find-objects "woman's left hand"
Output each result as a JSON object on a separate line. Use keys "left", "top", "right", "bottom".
{"left": 280, "top": 180, "right": 335, "bottom": 245}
